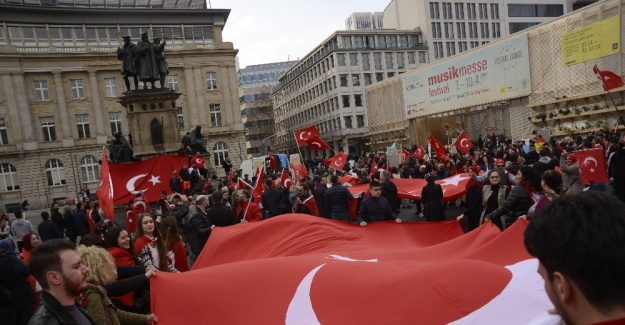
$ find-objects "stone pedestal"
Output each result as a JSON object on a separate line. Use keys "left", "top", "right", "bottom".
{"left": 118, "top": 88, "right": 182, "bottom": 158}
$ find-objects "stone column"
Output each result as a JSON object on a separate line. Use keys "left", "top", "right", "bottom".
{"left": 342, "top": 137, "right": 350, "bottom": 154}
{"left": 192, "top": 67, "right": 207, "bottom": 125}
{"left": 52, "top": 71, "right": 74, "bottom": 147}
{"left": 183, "top": 67, "right": 200, "bottom": 125}
{"left": 87, "top": 70, "right": 107, "bottom": 144}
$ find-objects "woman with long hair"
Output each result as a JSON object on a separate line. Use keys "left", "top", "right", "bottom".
{"left": 524, "top": 170, "right": 563, "bottom": 220}
{"left": 159, "top": 217, "right": 189, "bottom": 272}
{"left": 479, "top": 170, "right": 510, "bottom": 231}
{"left": 76, "top": 245, "right": 157, "bottom": 325}
{"left": 20, "top": 232, "right": 39, "bottom": 265}
{"left": 560, "top": 152, "right": 583, "bottom": 195}
{"left": 479, "top": 156, "right": 494, "bottom": 172}
{"left": 484, "top": 166, "right": 541, "bottom": 230}
{"left": 134, "top": 214, "right": 177, "bottom": 272}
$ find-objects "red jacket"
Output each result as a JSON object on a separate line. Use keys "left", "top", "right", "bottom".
{"left": 236, "top": 200, "right": 263, "bottom": 222}
{"left": 107, "top": 247, "right": 136, "bottom": 307}
{"left": 169, "top": 241, "right": 190, "bottom": 272}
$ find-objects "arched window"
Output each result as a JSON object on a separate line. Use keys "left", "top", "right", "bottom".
{"left": 81, "top": 155, "right": 100, "bottom": 182}
{"left": 45, "top": 159, "right": 66, "bottom": 186}
{"left": 0, "top": 163, "right": 19, "bottom": 192}
{"left": 213, "top": 141, "right": 228, "bottom": 165}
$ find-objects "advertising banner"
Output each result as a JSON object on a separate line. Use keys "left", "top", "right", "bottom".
{"left": 562, "top": 15, "right": 620, "bottom": 67}
{"left": 403, "top": 34, "right": 531, "bottom": 118}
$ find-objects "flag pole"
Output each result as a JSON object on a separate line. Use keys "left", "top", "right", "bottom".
{"left": 595, "top": 64, "right": 624, "bottom": 125}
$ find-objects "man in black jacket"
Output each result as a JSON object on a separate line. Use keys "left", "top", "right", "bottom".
{"left": 187, "top": 195, "right": 213, "bottom": 267}
{"left": 37, "top": 212, "right": 60, "bottom": 242}
{"left": 28, "top": 239, "right": 96, "bottom": 325}
{"left": 533, "top": 148, "right": 558, "bottom": 174}
{"left": 50, "top": 203, "right": 65, "bottom": 239}
{"left": 261, "top": 179, "right": 283, "bottom": 218}
{"left": 325, "top": 174, "right": 354, "bottom": 222}
{"left": 356, "top": 181, "right": 402, "bottom": 227}
{"left": 206, "top": 191, "right": 237, "bottom": 227}
{"left": 313, "top": 176, "right": 329, "bottom": 218}
{"left": 380, "top": 171, "right": 399, "bottom": 215}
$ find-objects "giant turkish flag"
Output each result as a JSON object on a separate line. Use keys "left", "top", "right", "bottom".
{"left": 151, "top": 216, "right": 558, "bottom": 324}
{"left": 348, "top": 173, "right": 472, "bottom": 202}
{"left": 108, "top": 155, "right": 187, "bottom": 204}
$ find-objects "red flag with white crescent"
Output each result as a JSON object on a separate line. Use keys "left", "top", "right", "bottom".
{"left": 369, "top": 164, "right": 379, "bottom": 177}
{"left": 281, "top": 168, "right": 293, "bottom": 189}
{"left": 400, "top": 149, "right": 411, "bottom": 162}
{"left": 329, "top": 152, "right": 348, "bottom": 171}
{"left": 94, "top": 147, "right": 114, "bottom": 220}
{"left": 454, "top": 132, "right": 473, "bottom": 154}
{"left": 237, "top": 178, "right": 252, "bottom": 190}
{"left": 412, "top": 146, "right": 425, "bottom": 160}
{"left": 251, "top": 167, "right": 266, "bottom": 203}
{"left": 290, "top": 163, "right": 309, "bottom": 180}
{"left": 429, "top": 134, "right": 446, "bottom": 157}
{"left": 593, "top": 64, "right": 624, "bottom": 91}
{"left": 305, "top": 135, "right": 330, "bottom": 151}
{"left": 570, "top": 149, "right": 608, "bottom": 184}
{"left": 294, "top": 125, "right": 320, "bottom": 147}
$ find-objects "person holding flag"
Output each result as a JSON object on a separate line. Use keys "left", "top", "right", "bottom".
{"left": 236, "top": 189, "right": 263, "bottom": 222}
{"left": 325, "top": 174, "right": 354, "bottom": 222}
{"left": 294, "top": 183, "right": 319, "bottom": 217}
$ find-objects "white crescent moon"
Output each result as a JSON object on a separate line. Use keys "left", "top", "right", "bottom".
{"left": 126, "top": 174, "right": 149, "bottom": 194}
{"left": 334, "top": 158, "right": 343, "bottom": 167}
{"left": 108, "top": 176, "right": 115, "bottom": 199}
{"left": 285, "top": 264, "right": 324, "bottom": 325}
{"left": 300, "top": 132, "right": 310, "bottom": 141}
{"left": 460, "top": 139, "right": 469, "bottom": 147}
{"left": 312, "top": 142, "right": 321, "bottom": 148}
{"left": 583, "top": 157, "right": 598, "bottom": 168}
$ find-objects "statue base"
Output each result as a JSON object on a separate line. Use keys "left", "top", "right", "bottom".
{"left": 118, "top": 88, "right": 182, "bottom": 158}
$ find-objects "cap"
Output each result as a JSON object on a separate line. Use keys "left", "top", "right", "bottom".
{"left": 495, "top": 159, "right": 505, "bottom": 165}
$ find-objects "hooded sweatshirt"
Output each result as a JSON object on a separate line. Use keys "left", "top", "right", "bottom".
{"left": 10, "top": 218, "right": 34, "bottom": 242}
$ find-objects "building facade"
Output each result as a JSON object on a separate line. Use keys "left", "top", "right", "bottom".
{"left": 238, "top": 61, "right": 297, "bottom": 89}
{"left": 272, "top": 30, "right": 428, "bottom": 158}
{"left": 0, "top": 2, "right": 245, "bottom": 211}
{"left": 345, "top": 12, "right": 384, "bottom": 30}
{"left": 383, "top": 0, "right": 590, "bottom": 61}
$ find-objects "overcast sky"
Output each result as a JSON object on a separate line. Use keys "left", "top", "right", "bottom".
{"left": 208, "top": 0, "right": 388, "bottom": 68}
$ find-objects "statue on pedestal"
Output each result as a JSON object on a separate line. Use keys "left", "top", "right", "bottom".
{"left": 153, "top": 38, "right": 169, "bottom": 89}
{"left": 136, "top": 32, "right": 164, "bottom": 89}
{"left": 118, "top": 32, "right": 169, "bottom": 91}
{"left": 108, "top": 132, "right": 135, "bottom": 163}
{"left": 117, "top": 35, "right": 138, "bottom": 92}
{"left": 189, "top": 126, "right": 207, "bottom": 154}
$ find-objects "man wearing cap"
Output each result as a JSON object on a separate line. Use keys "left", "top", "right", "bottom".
{"left": 471, "top": 158, "right": 516, "bottom": 187}
{"left": 116, "top": 35, "right": 138, "bottom": 91}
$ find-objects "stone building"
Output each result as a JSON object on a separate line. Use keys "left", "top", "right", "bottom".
{"left": 0, "top": 1, "right": 245, "bottom": 212}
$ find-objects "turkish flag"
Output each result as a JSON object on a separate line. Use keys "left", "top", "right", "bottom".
{"left": 329, "top": 152, "right": 348, "bottom": 170}
{"left": 400, "top": 149, "right": 411, "bottom": 162}
{"left": 570, "top": 149, "right": 609, "bottom": 183}
{"left": 268, "top": 155, "right": 278, "bottom": 171}
{"left": 94, "top": 147, "right": 114, "bottom": 220}
{"left": 237, "top": 178, "right": 252, "bottom": 190}
{"left": 369, "top": 164, "right": 379, "bottom": 177}
{"left": 454, "top": 131, "right": 473, "bottom": 154}
{"left": 290, "top": 163, "right": 309, "bottom": 180}
{"left": 348, "top": 173, "right": 472, "bottom": 202}
{"left": 412, "top": 146, "right": 425, "bottom": 160}
{"left": 594, "top": 65, "right": 624, "bottom": 91}
{"left": 153, "top": 216, "right": 556, "bottom": 324}
{"left": 306, "top": 135, "right": 330, "bottom": 151}
{"left": 294, "top": 125, "right": 320, "bottom": 147}
{"left": 108, "top": 155, "right": 187, "bottom": 204}
{"left": 251, "top": 167, "right": 266, "bottom": 203}
{"left": 281, "top": 168, "right": 293, "bottom": 189}
{"left": 429, "top": 134, "right": 446, "bottom": 157}
{"left": 339, "top": 175, "right": 357, "bottom": 186}
{"left": 296, "top": 196, "right": 320, "bottom": 217}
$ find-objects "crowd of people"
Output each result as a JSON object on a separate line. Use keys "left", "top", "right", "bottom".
{"left": 1, "top": 128, "right": 625, "bottom": 324}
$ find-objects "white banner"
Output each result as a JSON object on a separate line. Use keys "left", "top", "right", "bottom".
{"left": 403, "top": 34, "right": 531, "bottom": 118}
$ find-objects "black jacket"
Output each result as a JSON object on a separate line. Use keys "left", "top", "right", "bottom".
{"left": 51, "top": 209, "right": 65, "bottom": 236}
{"left": 356, "top": 196, "right": 396, "bottom": 223}
{"left": 485, "top": 185, "right": 532, "bottom": 226}
{"left": 261, "top": 188, "right": 284, "bottom": 218}
{"left": 380, "top": 180, "right": 399, "bottom": 214}
{"left": 0, "top": 255, "right": 34, "bottom": 312}
{"left": 27, "top": 291, "right": 95, "bottom": 325}
{"left": 63, "top": 211, "right": 77, "bottom": 240}
{"left": 206, "top": 203, "right": 237, "bottom": 227}
{"left": 313, "top": 185, "right": 329, "bottom": 218}
{"left": 73, "top": 210, "right": 89, "bottom": 237}
{"left": 325, "top": 183, "right": 354, "bottom": 214}
{"left": 188, "top": 209, "right": 213, "bottom": 255}
{"left": 38, "top": 220, "right": 61, "bottom": 242}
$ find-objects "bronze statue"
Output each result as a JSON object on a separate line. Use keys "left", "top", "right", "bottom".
{"left": 153, "top": 37, "right": 169, "bottom": 88}
{"left": 150, "top": 118, "right": 164, "bottom": 148}
{"left": 117, "top": 35, "right": 138, "bottom": 92}
{"left": 108, "top": 132, "right": 135, "bottom": 163}
{"left": 189, "top": 126, "right": 207, "bottom": 154}
{"left": 135, "top": 32, "right": 161, "bottom": 89}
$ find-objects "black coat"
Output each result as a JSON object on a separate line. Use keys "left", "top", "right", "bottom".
{"left": 73, "top": 210, "right": 89, "bottom": 236}
{"left": 421, "top": 182, "right": 446, "bottom": 221}
{"left": 206, "top": 203, "right": 237, "bottom": 227}
{"left": 485, "top": 185, "right": 532, "bottom": 227}
{"left": 27, "top": 291, "right": 96, "bottom": 325}
{"left": 325, "top": 183, "right": 354, "bottom": 214}
{"left": 63, "top": 211, "right": 77, "bottom": 240}
{"left": 381, "top": 180, "right": 399, "bottom": 214}
{"left": 188, "top": 209, "right": 213, "bottom": 255}
{"left": 261, "top": 188, "right": 284, "bottom": 218}
{"left": 313, "top": 185, "right": 329, "bottom": 218}
{"left": 37, "top": 220, "right": 61, "bottom": 242}
{"left": 356, "top": 196, "right": 396, "bottom": 223}
{"left": 0, "top": 255, "right": 34, "bottom": 312}
{"left": 51, "top": 210, "right": 65, "bottom": 236}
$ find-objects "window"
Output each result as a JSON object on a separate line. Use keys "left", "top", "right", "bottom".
{"left": 81, "top": 155, "right": 100, "bottom": 182}
{"left": 109, "top": 112, "right": 122, "bottom": 135}
{"left": 419, "top": 51, "right": 427, "bottom": 63}
{"left": 337, "top": 53, "right": 346, "bottom": 66}
{"left": 442, "top": 2, "right": 453, "bottom": 19}
{"left": 408, "top": 52, "right": 416, "bottom": 64}
{"left": 470, "top": 41, "right": 480, "bottom": 48}
{"left": 352, "top": 74, "right": 360, "bottom": 86}
{"left": 34, "top": 80, "right": 49, "bottom": 101}
{"left": 103, "top": 78, "right": 118, "bottom": 98}
{"left": 213, "top": 141, "right": 228, "bottom": 165}
{"left": 480, "top": 23, "right": 490, "bottom": 38}
{"left": 75, "top": 114, "right": 90, "bottom": 139}
{"left": 377, "top": 35, "right": 386, "bottom": 48}
{"left": 492, "top": 23, "right": 501, "bottom": 38}
{"left": 206, "top": 72, "right": 217, "bottom": 90}
{"left": 446, "top": 42, "right": 456, "bottom": 56}
{"left": 40, "top": 117, "right": 56, "bottom": 142}
{"left": 479, "top": 3, "right": 488, "bottom": 19}
{"left": 0, "top": 119, "right": 8, "bottom": 145}
{"left": 455, "top": 3, "right": 465, "bottom": 19}
{"left": 342, "top": 95, "right": 350, "bottom": 108}
{"left": 177, "top": 107, "right": 184, "bottom": 129}
{"left": 431, "top": 22, "right": 442, "bottom": 38}
{"left": 490, "top": 4, "right": 500, "bottom": 19}
{"left": 350, "top": 53, "right": 358, "bottom": 66}
{"left": 45, "top": 159, "right": 66, "bottom": 186}
{"left": 468, "top": 3, "right": 477, "bottom": 19}
{"left": 344, "top": 116, "right": 353, "bottom": 128}
{"left": 458, "top": 42, "right": 468, "bottom": 53}
{"left": 385, "top": 52, "right": 394, "bottom": 69}
{"left": 508, "top": 4, "right": 563, "bottom": 17}
{"left": 386, "top": 35, "right": 397, "bottom": 48}
{"left": 49, "top": 26, "right": 84, "bottom": 46}
{"left": 444, "top": 22, "right": 455, "bottom": 38}
{"left": 354, "top": 94, "right": 362, "bottom": 107}
{"left": 0, "top": 164, "right": 19, "bottom": 192}
{"left": 429, "top": 2, "right": 440, "bottom": 19}
{"left": 356, "top": 115, "right": 365, "bottom": 128}
{"left": 364, "top": 74, "right": 373, "bottom": 86}
{"left": 342, "top": 36, "right": 352, "bottom": 49}
{"left": 373, "top": 53, "right": 383, "bottom": 70}
{"left": 375, "top": 73, "right": 383, "bottom": 82}
{"left": 469, "top": 22, "right": 478, "bottom": 38}
{"left": 70, "top": 79, "right": 85, "bottom": 100}
{"left": 387, "top": 72, "right": 395, "bottom": 78}
{"left": 362, "top": 53, "right": 370, "bottom": 70}
{"left": 457, "top": 22, "right": 467, "bottom": 38}
{"left": 209, "top": 104, "right": 222, "bottom": 126}
{"left": 340, "top": 74, "right": 348, "bottom": 87}
{"left": 433, "top": 42, "right": 444, "bottom": 59}
{"left": 353, "top": 36, "right": 364, "bottom": 48}
{"left": 399, "top": 35, "right": 408, "bottom": 48}
{"left": 168, "top": 75, "right": 180, "bottom": 91}
{"left": 509, "top": 22, "right": 540, "bottom": 34}
{"left": 397, "top": 53, "right": 405, "bottom": 69}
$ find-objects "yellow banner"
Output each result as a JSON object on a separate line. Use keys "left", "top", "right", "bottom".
{"left": 562, "top": 15, "right": 620, "bottom": 67}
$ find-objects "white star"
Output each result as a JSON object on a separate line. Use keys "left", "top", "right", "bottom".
{"left": 148, "top": 175, "right": 161, "bottom": 186}
{"left": 589, "top": 168, "right": 595, "bottom": 173}
{"left": 439, "top": 174, "right": 470, "bottom": 186}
